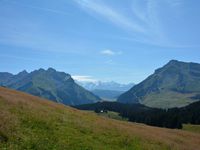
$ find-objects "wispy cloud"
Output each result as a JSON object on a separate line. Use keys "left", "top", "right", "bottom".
{"left": 0, "top": 28, "right": 82, "bottom": 54}
{"left": 73, "top": 0, "right": 190, "bottom": 47}
{"left": 0, "top": 17, "right": 85, "bottom": 54}
{"left": 101, "top": 50, "right": 115, "bottom": 55}
{"left": 24, "top": 5, "right": 70, "bottom": 16}
{"left": 3, "top": 0, "right": 70, "bottom": 16}
{"left": 165, "top": 0, "right": 183, "bottom": 7}
{"left": 0, "top": 0, "right": 81, "bottom": 54}
{"left": 73, "top": 0, "right": 146, "bottom": 33}
{"left": 72, "top": 0, "right": 165, "bottom": 45}
{"left": 72, "top": 75, "right": 97, "bottom": 82}
{"left": 100, "top": 49, "right": 122, "bottom": 56}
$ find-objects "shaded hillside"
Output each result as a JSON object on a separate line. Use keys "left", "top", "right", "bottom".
{"left": 0, "top": 87, "right": 200, "bottom": 150}
{"left": 118, "top": 60, "right": 200, "bottom": 108}
{"left": 0, "top": 68, "right": 100, "bottom": 105}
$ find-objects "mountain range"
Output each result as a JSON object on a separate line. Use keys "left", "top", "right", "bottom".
{"left": 1, "top": 60, "right": 200, "bottom": 108}
{"left": 77, "top": 81, "right": 134, "bottom": 91}
{"left": 77, "top": 81, "right": 134, "bottom": 101}
{"left": 118, "top": 60, "right": 200, "bottom": 108}
{"left": 0, "top": 68, "right": 101, "bottom": 105}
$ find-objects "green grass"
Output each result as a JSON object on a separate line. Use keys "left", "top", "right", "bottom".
{"left": 0, "top": 87, "right": 200, "bottom": 150}
{"left": 142, "top": 91, "right": 195, "bottom": 108}
{"left": 183, "top": 124, "right": 200, "bottom": 134}
{"left": 97, "top": 111, "right": 127, "bottom": 121}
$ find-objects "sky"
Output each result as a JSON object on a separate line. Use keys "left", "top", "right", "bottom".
{"left": 0, "top": 0, "right": 200, "bottom": 84}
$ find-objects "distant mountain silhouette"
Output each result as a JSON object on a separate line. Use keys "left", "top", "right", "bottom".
{"left": 118, "top": 60, "right": 200, "bottom": 108}
{"left": 91, "top": 89, "right": 124, "bottom": 101}
{"left": 0, "top": 68, "right": 101, "bottom": 105}
{"left": 77, "top": 81, "right": 134, "bottom": 100}
{"left": 77, "top": 81, "right": 134, "bottom": 91}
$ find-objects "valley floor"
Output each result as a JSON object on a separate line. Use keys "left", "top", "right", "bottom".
{"left": 0, "top": 87, "right": 200, "bottom": 150}
{"left": 183, "top": 124, "right": 200, "bottom": 134}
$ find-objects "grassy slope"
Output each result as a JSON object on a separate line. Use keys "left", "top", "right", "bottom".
{"left": 183, "top": 124, "right": 200, "bottom": 134}
{"left": 142, "top": 91, "right": 196, "bottom": 108}
{"left": 0, "top": 87, "right": 200, "bottom": 150}
{"left": 97, "top": 111, "right": 127, "bottom": 121}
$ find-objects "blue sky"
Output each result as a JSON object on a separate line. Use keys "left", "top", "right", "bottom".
{"left": 0, "top": 0, "right": 200, "bottom": 83}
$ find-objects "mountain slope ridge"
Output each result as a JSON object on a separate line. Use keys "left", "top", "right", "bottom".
{"left": 118, "top": 60, "right": 200, "bottom": 108}
{"left": 0, "top": 68, "right": 101, "bottom": 105}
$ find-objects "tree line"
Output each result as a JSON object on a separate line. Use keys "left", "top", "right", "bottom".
{"left": 74, "top": 101, "right": 200, "bottom": 129}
